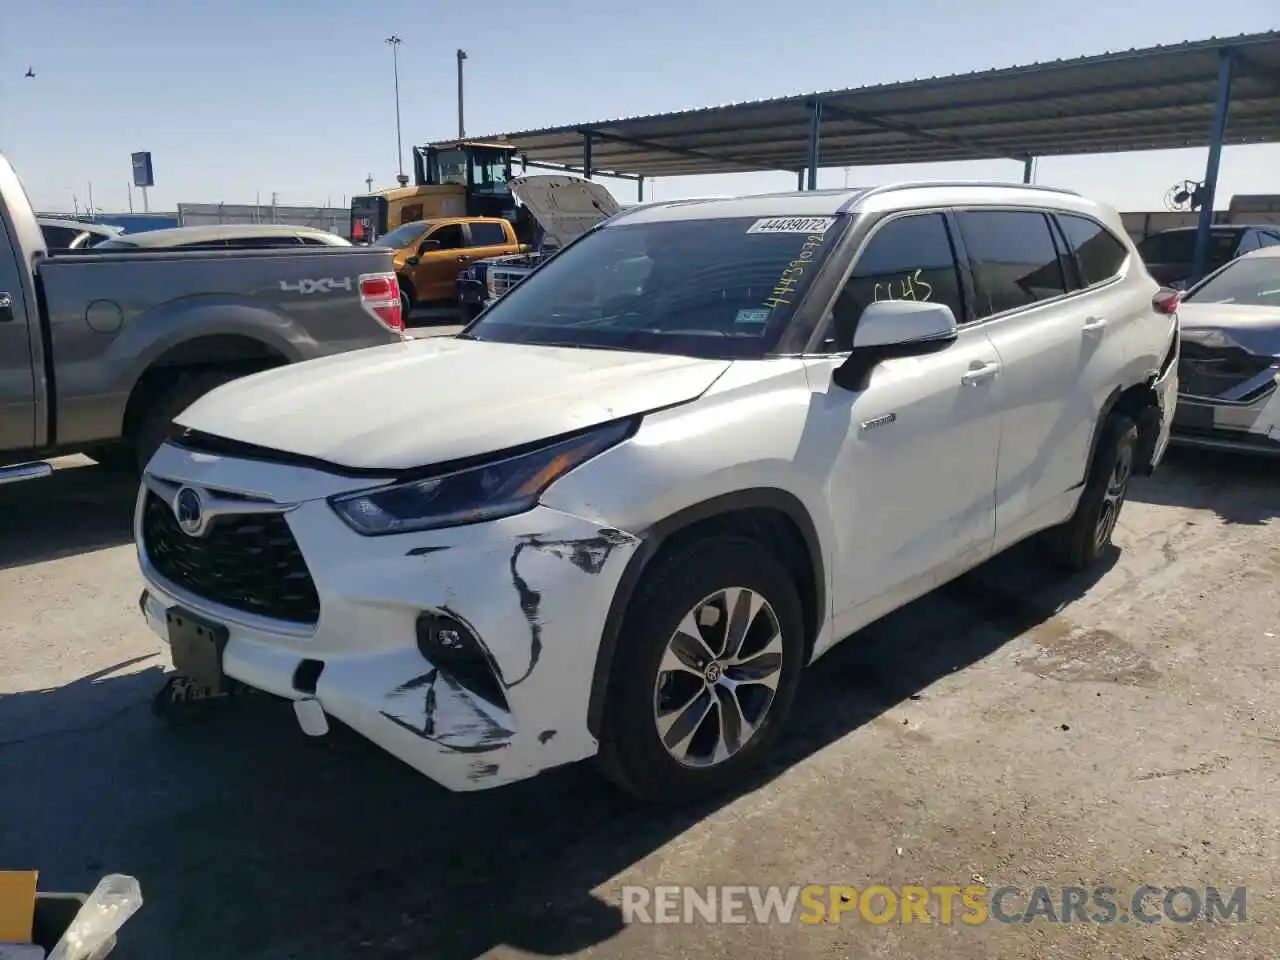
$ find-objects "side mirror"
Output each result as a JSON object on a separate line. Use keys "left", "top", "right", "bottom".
{"left": 832, "top": 300, "right": 958, "bottom": 392}
{"left": 405, "top": 256, "right": 420, "bottom": 267}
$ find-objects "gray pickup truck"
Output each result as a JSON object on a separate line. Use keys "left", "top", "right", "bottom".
{"left": 0, "top": 153, "right": 406, "bottom": 483}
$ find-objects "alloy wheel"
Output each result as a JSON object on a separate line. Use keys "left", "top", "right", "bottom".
{"left": 1095, "top": 442, "right": 1134, "bottom": 549}
{"left": 652, "top": 587, "right": 784, "bottom": 768}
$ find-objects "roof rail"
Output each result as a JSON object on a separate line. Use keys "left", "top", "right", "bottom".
{"left": 858, "top": 180, "right": 1082, "bottom": 199}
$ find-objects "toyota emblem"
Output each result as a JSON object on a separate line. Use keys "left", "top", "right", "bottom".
{"left": 174, "top": 486, "right": 205, "bottom": 537}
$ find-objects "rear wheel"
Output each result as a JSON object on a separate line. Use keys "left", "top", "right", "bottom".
{"left": 83, "top": 443, "right": 138, "bottom": 474}
{"left": 132, "top": 370, "right": 243, "bottom": 471}
{"left": 597, "top": 537, "right": 806, "bottom": 804}
{"left": 1040, "top": 413, "right": 1137, "bottom": 571}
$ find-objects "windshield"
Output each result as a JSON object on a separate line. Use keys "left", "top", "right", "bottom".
{"left": 1137, "top": 229, "right": 1241, "bottom": 264}
{"left": 375, "top": 221, "right": 428, "bottom": 249}
{"left": 463, "top": 215, "right": 848, "bottom": 358}
{"left": 1184, "top": 256, "right": 1280, "bottom": 306}
{"left": 435, "top": 149, "right": 468, "bottom": 186}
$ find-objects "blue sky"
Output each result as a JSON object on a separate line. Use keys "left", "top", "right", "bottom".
{"left": 2, "top": 0, "right": 1277, "bottom": 215}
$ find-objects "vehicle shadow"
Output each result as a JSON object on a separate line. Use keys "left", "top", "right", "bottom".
{"left": 1127, "top": 446, "right": 1279, "bottom": 525}
{"left": 405, "top": 304, "right": 465, "bottom": 331}
{"left": 0, "top": 541, "right": 1114, "bottom": 960}
{"left": 0, "top": 460, "right": 138, "bottom": 571}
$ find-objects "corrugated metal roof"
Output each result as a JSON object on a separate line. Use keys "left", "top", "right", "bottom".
{"left": 444, "top": 31, "right": 1280, "bottom": 179}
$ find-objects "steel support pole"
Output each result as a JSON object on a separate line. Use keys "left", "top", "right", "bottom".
{"left": 386, "top": 36, "right": 404, "bottom": 181}
{"left": 797, "top": 170, "right": 804, "bottom": 191}
{"left": 805, "top": 99, "right": 823, "bottom": 191}
{"left": 1191, "top": 48, "right": 1236, "bottom": 285}
{"left": 637, "top": 176, "right": 644, "bottom": 201}
{"left": 1022, "top": 156, "right": 1034, "bottom": 184}
{"left": 582, "top": 130, "right": 593, "bottom": 180}
{"left": 456, "top": 49, "right": 467, "bottom": 139}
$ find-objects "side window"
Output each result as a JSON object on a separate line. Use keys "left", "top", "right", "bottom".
{"left": 427, "top": 224, "right": 465, "bottom": 250}
{"left": 958, "top": 210, "right": 1068, "bottom": 318}
{"left": 827, "top": 212, "right": 965, "bottom": 351}
{"left": 176, "top": 240, "right": 232, "bottom": 250}
{"left": 467, "top": 221, "right": 508, "bottom": 246}
{"left": 1056, "top": 214, "right": 1129, "bottom": 287}
{"left": 1236, "top": 230, "right": 1261, "bottom": 255}
{"left": 222, "top": 236, "right": 303, "bottom": 249}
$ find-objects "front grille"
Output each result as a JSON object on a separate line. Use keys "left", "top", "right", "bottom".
{"left": 490, "top": 270, "right": 525, "bottom": 297}
{"left": 142, "top": 491, "right": 320, "bottom": 625}
{"left": 1178, "top": 341, "right": 1277, "bottom": 400}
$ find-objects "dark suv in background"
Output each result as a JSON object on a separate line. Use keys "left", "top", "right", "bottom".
{"left": 1136, "top": 224, "right": 1280, "bottom": 288}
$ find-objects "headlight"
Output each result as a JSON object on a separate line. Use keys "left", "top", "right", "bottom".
{"left": 328, "top": 419, "right": 637, "bottom": 536}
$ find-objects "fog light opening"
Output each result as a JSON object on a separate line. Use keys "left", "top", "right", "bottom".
{"left": 415, "top": 612, "right": 509, "bottom": 710}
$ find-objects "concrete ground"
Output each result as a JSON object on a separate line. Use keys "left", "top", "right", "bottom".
{"left": 0, "top": 447, "right": 1276, "bottom": 959}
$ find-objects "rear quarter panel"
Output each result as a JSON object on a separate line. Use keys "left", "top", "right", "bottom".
{"left": 37, "top": 245, "right": 399, "bottom": 445}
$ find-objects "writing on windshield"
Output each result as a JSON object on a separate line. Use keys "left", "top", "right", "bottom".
{"left": 764, "top": 231, "right": 830, "bottom": 309}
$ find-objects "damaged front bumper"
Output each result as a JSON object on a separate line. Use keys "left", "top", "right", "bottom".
{"left": 136, "top": 444, "right": 641, "bottom": 792}
{"left": 1170, "top": 342, "right": 1280, "bottom": 456}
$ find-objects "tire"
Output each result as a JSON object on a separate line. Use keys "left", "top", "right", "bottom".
{"left": 83, "top": 443, "right": 138, "bottom": 474}
{"left": 596, "top": 536, "right": 807, "bottom": 805}
{"left": 1040, "top": 413, "right": 1138, "bottom": 571}
{"left": 399, "top": 281, "right": 415, "bottom": 320}
{"left": 132, "top": 370, "right": 243, "bottom": 472}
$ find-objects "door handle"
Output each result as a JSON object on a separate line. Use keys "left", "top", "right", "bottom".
{"left": 1082, "top": 316, "right": 1108, "bottom": 334}
{"left": 961, "top": 361, "right": 1001, "bottom": 386}
{"left": 0, "top": 292, "right": 13, "bottom": 322}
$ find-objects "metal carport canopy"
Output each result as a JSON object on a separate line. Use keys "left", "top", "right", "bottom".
{"left": 455, "top": 30, "right": 1280, "bottom": 181}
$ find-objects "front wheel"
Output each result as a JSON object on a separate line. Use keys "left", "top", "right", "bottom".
{"left": 1040, "top": 413, "right": 1137, "bottom": 571}
{"left": 597, "top": 537, "right": 806, "bottom": 804}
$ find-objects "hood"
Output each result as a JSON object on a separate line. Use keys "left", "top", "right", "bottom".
{"left": 510, "top": 175, "right": 620, "bottom": 248}
{"left": 1177, "top": 301, "right": 1280, "bottom": 356}
{"left": 174, "top": 338, "right": 730, "bottom": 471}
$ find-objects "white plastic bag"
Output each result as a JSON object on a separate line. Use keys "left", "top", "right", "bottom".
{"left": 47, "top": 876, "right": 142, "bottom": 960}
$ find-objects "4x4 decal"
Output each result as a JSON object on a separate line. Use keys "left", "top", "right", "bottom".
{"left": 280, "top": 277, "right": 353, "bottom": 295}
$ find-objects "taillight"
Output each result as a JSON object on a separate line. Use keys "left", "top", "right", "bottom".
{"left": 1152, "top": 288, "right": 1181, "bottom": 315}
{"left": 359, "top": 272, "right": 403, "bottom": 332}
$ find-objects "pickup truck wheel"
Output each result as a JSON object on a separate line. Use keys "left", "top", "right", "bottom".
{"left": 83, "top": 443, "right": 138, "bottom": 474}
{"left": 1040, "top": 413, "right": 1138, "bottom": 572}
{"left": 596, "top": 537, "right": 806, "bottom": 805}
{"left": 132, "top": 370, "right": 242, "bottom": 472}
{"left": 399, "top": 286, "right": 414, "bottom": 319}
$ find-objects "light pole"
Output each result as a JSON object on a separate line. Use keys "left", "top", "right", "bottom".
{"left": 385, "top": 35, "right": 405, "bottom": 184}
{"left": 456, "top": 49, "right": 467, "bottom": 139}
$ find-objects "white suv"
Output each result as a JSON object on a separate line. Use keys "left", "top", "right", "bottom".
{"left": 135, "top": 182, "right": 1179, "bottom": 804}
